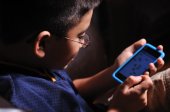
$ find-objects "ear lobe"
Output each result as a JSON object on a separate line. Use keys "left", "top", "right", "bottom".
{"left": 34, "top": 31, "right": 51, "bottom": 58}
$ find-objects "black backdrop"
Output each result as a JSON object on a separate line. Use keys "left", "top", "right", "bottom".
{"left": 67, "top": 0, "right": 170, "bottom": 79}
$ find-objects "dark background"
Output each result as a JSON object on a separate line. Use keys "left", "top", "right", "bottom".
{"left": 67, "top": 0, "right": 170, "bottom": 79}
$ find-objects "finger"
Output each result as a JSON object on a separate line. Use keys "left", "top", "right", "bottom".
{"left": 149, "top": 63, "right": 157, "bottom": 75}
{"left": 132, "top": 75, "right": 153, "bottom": 94}
{"left": 156, "top": 58, "right": 165, "bottom": 70}
{"left": 157, "top": 45, "right": 163, "bottom": 51}
{"left": 141, "top": 75, "right": 153, "bottom": 90}
{"left": 126, "top": 38, "right": 147, "bottom": 53}
{"left": 143, "top": 90, "right": 148, "bottom": 105}
{"left": 139, "top": 90, "right": 148, "bottom": 106}
{"left": 122, "top": 76, "right": 143, "bottom": 89}
{"left": 143, "top": 71, "right": 149, "bottom": 76}
{"left": 133, "top": 38, "right": 147, "bottom": 50}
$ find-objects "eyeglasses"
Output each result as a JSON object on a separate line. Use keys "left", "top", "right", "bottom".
{"left": 64, "top": 33, "right": 90, "bottom": 48}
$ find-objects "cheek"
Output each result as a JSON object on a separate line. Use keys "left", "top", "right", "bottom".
{"left": 45, "top": 41, "right": 81, "bottom": 69}
{"left": 55, "top": 44, "right": 80, "bottom": 68}
{"left": 65, "top": 43, "right": 80, "bottom": 60}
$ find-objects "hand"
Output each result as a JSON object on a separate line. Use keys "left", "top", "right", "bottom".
{"left": 107, "top": 72, "right": 153, "bottom": 112}
{"left": 148, "top": 44, "right": 164, "bottom": 76}
{"left": 113, "top": 38, "right": 164, "bottom": 76}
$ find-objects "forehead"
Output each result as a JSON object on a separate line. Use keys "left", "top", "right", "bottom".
{"left": 67, "top": 10, "right": 93, "bottom": 37}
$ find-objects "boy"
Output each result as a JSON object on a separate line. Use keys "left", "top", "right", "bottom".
{"left": 0, "top": 0, "right": 164, "bottom": 112}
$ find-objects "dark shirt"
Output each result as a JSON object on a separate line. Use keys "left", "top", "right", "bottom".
{"left": 0, "top": 67, "right": 93, "bottom": 112}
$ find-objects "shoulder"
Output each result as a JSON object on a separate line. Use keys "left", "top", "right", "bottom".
{"left": 0, "top": 74, "right": 14, "bottom": 89}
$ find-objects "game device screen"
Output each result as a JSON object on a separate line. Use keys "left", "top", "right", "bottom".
{"left": 119, "top": 47, "right": 158, "bottom": 77}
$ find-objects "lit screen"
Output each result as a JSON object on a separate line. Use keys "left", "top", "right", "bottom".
{"left": 120, "top": 50, "right": 157, "bottom": 77}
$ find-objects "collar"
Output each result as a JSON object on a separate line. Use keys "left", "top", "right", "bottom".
{"left": 0, "top": 61, "right": 56, "bottom": 82}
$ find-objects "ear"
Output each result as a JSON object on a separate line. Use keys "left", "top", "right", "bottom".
{"left": 34, "top": 31, "right": 51, "bottom": 58}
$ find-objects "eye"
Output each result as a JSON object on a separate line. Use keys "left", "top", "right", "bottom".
{"left": 78, "top": 33, "right": 85, "bottom": 40}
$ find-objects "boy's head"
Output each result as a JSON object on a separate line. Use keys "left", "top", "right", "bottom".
{"left": 2, "top": 0, "right": 101, "bottom": 43}
{"left": 1, "top": 0, "right": 101, "bottom": 69}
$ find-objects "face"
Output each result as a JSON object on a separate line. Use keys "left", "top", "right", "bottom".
{"left": 44, "top": 10, "right": 93, "bottom": 69}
